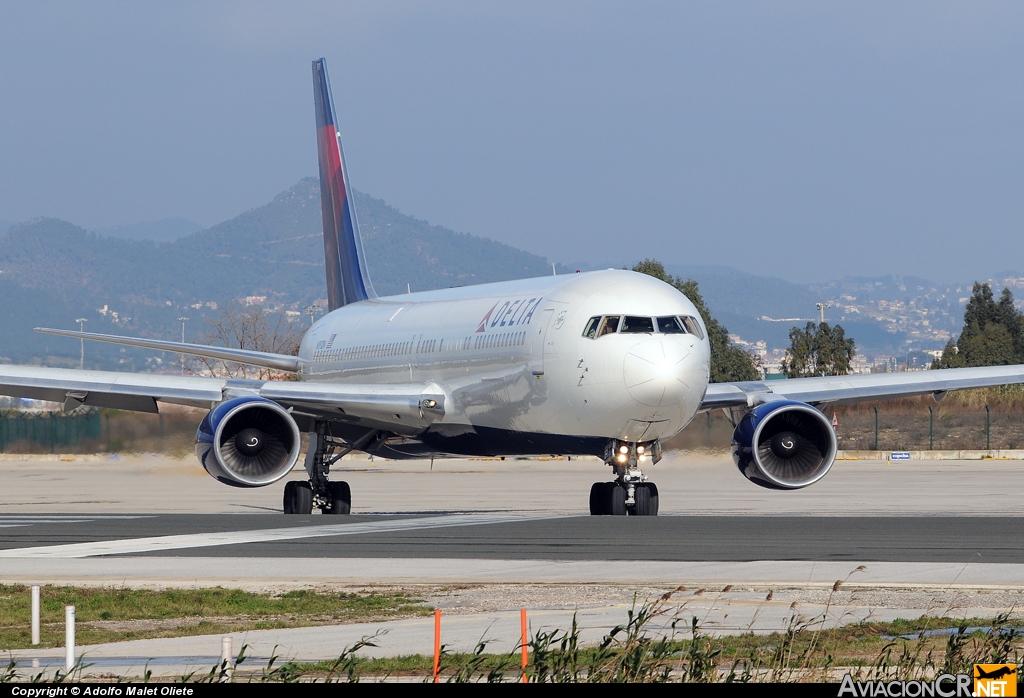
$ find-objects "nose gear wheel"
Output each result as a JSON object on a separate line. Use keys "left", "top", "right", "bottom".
{"left": 590, "top": 439, "right": 661, "bottom": 516}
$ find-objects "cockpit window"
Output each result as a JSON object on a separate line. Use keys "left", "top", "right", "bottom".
{"left": 598, "top": 316, "right": 620, "bottom": 337}
{"left": 657, "top": 316, "right": 686, "bottom": 334}
{"left": 620, "top": 316, "right": 655, "bottom": 334}
{"left": 583, "top": 316, "right": 601, "bottom": 339}
{"left": 681, "top": 315, "right": 705, "bottom": 339}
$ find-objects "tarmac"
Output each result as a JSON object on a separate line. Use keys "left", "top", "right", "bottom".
{"left": 0, "top": 450, "right": 1021, "bottom": 678}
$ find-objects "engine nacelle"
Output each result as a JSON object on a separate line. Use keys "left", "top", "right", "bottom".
{"left": 731, "top": 400, "right": 837, "bottom": 490}
{"left": 195, "top": 397, "right": 301, "bottom": 488}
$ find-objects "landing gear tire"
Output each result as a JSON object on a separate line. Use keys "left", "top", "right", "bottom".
{"left": 609, "top": 483, "right": 628, "bottom": 516}
{"left": 323, "top": 481, "right": 352, "bottom": 515}
{"left": 633, "top": 482, "right": 659, "bottom": 516}
{"left": 283, "top": 480, "right": 313, "bottom": 515}
{"left": 589, "top": 481, "right": 602, "bottom": 513}
{"left": 593, "top": 481, "right": 614, "bottom": 513}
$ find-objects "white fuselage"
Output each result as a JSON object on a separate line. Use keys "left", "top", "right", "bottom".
{"left": 297, "top": 269, "right": 710, "bottom": 453}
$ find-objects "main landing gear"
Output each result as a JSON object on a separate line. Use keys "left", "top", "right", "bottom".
{"left": 283, "top": 424, "right": 376, "bottom": 515}
{"left": 588, "top": 439, "right": 662, "bottom": 516}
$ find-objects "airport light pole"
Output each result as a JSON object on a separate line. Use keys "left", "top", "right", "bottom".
{"left": 177, "top": 317, "right": 189, "bottom": 375}
{"left": 815, "top": 302, "right": 832, "bottom": 324}
{"left": 75, "top": 318, "right": 87, "bottom": 370}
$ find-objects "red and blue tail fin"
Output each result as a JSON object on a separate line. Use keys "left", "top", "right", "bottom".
{"left": 313, "top": 58, "right": 376, "bottom": 310}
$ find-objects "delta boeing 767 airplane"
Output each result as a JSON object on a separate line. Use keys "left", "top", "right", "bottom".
{"left": 3, "top": 59, "right": 1024, "bottom": 516}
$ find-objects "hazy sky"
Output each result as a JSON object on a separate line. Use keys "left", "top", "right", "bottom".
{"left": 1, "top": 2, "right": 1022, "bottom": 283}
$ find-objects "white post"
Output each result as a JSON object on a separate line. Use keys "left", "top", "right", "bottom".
{"left": 221, "top": 636, "right": 233, "bottom": 680}
{"left": 31, "top": 586, "right": 40, "bottom": 645}
{"left": 65, "top": 605, "right": 75, "bottom": 673}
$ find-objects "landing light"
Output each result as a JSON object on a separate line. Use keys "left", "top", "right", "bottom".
{"left": 617, "top": 454, "right": 627, "bottom": 463}
{"left": 637, "top": 445, "right": 645, "bottom": 454}
{"left": 619, "top": 445, "right": 629, "bottom": 454}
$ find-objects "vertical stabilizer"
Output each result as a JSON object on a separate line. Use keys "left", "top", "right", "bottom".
{"left": 313, "top": 58, "right": 376, "bottom": 310}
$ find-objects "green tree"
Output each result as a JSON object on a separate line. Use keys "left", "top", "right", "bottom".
{"left": 933, "top": 282, "right": 1024, "bottom": 368}
{"left": 780, "top": 322, "right": 856, "bottom": 378}
{"left": 631, "top": 259, "right": 760, "bottom": 382}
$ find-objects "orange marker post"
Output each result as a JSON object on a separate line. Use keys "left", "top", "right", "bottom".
{"left": 520, "top": 608, "right": 528, "bottom": 683}
{"left": 433, "top": 608, "right": 441, "bottom": 683}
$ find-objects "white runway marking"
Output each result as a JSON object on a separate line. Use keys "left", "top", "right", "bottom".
{"left": 0, "top": 514, "right": 555, "bottom": 559}
{"left": 0, "top": 515, "right": 151, "bottom": 528}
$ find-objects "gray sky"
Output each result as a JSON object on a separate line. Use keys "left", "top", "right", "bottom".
{"left": 1, "top": 2, "right": 1022, "bottom": 283}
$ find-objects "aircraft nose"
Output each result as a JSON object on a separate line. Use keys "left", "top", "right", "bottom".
{"left": 623, "top": 338, "right": 691, "bottom": 407}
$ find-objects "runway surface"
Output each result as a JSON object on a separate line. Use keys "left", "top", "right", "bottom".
{"left": 1, "top": 513, "right": 1023, "bottom": 563}
{"left": 3, "top": 452, "right": 1023, "bottom": 516}
{"left": 2, "top": 455, "right": 1023, "bottom": 676}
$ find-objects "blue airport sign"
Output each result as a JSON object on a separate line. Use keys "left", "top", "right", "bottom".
{"left": 889, "top": 451, "right": 911, "bottom": 461}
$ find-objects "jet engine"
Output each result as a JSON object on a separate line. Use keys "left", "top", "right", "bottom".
{"left": 195, "top": 396, "right": 301, "bottom": 488}
{"left": 731, "top": 401, "right": 837, "bottom": 490}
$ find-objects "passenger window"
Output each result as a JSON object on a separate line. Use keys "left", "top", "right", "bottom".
{"left": 598, "top": 316, "right": 620, "bottom": 337}
{"left": 657, "top": 316, "right": 686, "bottom": 334}
{"left": 620, "top": 316, "right": 654, "bottom": 334}
{"left": 681, "top": 316, "right": 705, "bottom": 339}
{"left": 583, "top": 316, "right": 601, "bottom": 339}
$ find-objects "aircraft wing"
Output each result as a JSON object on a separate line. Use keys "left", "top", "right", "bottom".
{"left": 0, "top": 365, "right": 446, "bottom": 431}
{"left": 34, "top": 327, "right": 300, "bottom": 373}
{"left": 700, "top": 365, "right": 1024, "bottom": 411}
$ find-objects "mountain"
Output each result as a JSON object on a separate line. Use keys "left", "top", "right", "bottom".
{"left": 0, "top": 180, "right": 568, "bottom": 366}
{"left": 95, "top": 218, "right": 202, "bottom": 242}
{"left": 663, "top": 265, "right": 910, "bottom": 356}
{"left": 0, "top": 178, "right": 991, "bottom": 367}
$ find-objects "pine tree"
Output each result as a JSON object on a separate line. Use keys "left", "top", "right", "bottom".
{"left": 934, "top": 282, "right": 1024, "bottom": 368}
{"left": 780, "top": 322, "right": 856, "bottom": 377}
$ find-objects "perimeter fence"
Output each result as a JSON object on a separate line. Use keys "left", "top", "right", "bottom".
{"left": 3, "top": 399, "right": 1024, "bottom": 455}
{"left": 666, "top": 403, "right": 1024, "bottom": 452}
{"left": 0, "top": 406, "right": 202, "bottom": 455}
{"left": 0, "top": 410, "right": 101, "bottom": 452}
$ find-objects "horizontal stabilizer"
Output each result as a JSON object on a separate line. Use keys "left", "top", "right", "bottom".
{"left": 35, "top": 328, "right": 300, "bottom": 373}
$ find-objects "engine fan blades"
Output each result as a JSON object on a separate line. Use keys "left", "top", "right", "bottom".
{"left": 755, "top": 409, "right": 831, "bottom": 484}
{"left": 218, "top": 406, "right": 296, "bottom": 478}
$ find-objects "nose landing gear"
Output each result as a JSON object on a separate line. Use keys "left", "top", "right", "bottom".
{"left": 589, "top": 440, "right": 662, "bottom": 516}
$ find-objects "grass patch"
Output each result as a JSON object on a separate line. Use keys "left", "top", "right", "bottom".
{"left": 0, "top": 585, "right": 429, "bottom": 649}
{"left": 226, "top": 610, "right": 1024, "bottom": 683}
{"left": 2, "top": 586, "right": 1022, "bottom": 682}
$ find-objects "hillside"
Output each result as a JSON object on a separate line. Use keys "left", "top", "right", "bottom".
{"left": 0, "top": 180, "right": 567, "bottom": 365}
{"left": 665, "top": 266, "right": 910, "bottom": 354}
{"left": 0, "top": 179, "right": 564, "bottom": 307}
{"left": 0, "top": 178, "right": 941, "bottom": 366}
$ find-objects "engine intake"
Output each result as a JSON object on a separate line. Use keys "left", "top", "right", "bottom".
{"left": 731, "top": 400, "right": 837, "bottom": 490}
{"left": 195, "top": 397, "right": 301, "bottom": 488}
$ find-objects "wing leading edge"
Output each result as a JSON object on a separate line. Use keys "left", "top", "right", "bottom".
{"left": 0, "top": 365, "right": 446, "bottom": 432}
{"left": 701, "top": 364, "right": 1024, "bottom": 411}
{"left": 34, "top": 327, "right": 300, "bottom": 373}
